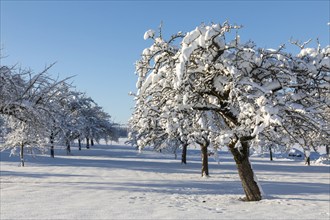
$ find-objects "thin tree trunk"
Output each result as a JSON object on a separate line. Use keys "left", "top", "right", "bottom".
{"left": 305, "top": 150, "right": 311, "bottom": 166}
{"left": 20, "top": 143, "right": 24, "bottom": 167}
{"left": 181, "top": 143, "right": 188, "bottom": 164}
{"left": 326, "top": 145, "right": 329, "bottom": 158}
{"left": 66, "top": 140, "right": 71, "bottom": 155}
{"left": 91, "top": 138, "right": 94, "bottom": 146}
{"left": 200, "top": 143, "right": 209, "bottom": 177}
{"left": 86, "top": 138, "right": 90, "bottom": 149}
{"left": 78, "top": 138, "right": 81, "bottom": 151}
{"left": 269, "top": 146, "right": 273, "bottom": 161}
{"left": 229, "top": 140, "right": 262, "bottom": 201}
{"left": 50, "top": 133, "right": 55, "bottom": 158}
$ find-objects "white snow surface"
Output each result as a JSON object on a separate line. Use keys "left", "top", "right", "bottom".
{"left": 1, "top": 139, "right": 329, "bottom": 220}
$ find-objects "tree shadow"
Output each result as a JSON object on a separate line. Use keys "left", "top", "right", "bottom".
{"left": 0, "top": 170, "right": 93, "bottom": 179}
{"left": 251, "top": 157, "right": 330, "bottom": 174}
{"left": 261, "top": 180, "right": 330, "bottom": 197}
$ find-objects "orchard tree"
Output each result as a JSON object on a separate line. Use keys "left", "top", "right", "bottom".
{"left": 130, "top": 28, "right": 186, "bottom": 153}
{"left": 4, "top": 118, "right": 48, "bottom": 166}
{"left": 133, "top": 22, "right": 330, "bottom": 201}
{"left": 86, "top": 105, "right": 117, "bottom": 144}
{"left": 57, "top": 91, "right": 92, "bottom": 153}
{"left": 174, "top": 22, "right": 329, "bottom": 201}
{"left": 0, "top": 64, "right": 73, "bottom": 163}
{"left": 38, "top": 79, "right": 78, "bottom": 157}
{"left": 131, "top": 28, "right": 213, "bottom": 172}
{"left": 0, "top": 64, "right": 70, "bottom": 121}
{"left": 176, "top": 22, "right": 329, "bottom": 201}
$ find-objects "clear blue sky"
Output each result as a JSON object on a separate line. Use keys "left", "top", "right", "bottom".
{"left": 1, "top": 0, "right": 329, "bottom": 124}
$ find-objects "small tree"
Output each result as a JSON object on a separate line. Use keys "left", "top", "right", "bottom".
{"left": 4, "top": 118, "right": 47, "bottom": 166}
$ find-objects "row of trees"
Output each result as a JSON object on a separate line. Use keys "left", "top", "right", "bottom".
{"left": 0, "top": 63, "right": 119, "bottom": 166}
{"left": 129, "top": 22, "right": 330, "bottom": 201}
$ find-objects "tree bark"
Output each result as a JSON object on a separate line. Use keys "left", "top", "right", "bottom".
{"left": 229, "top": 140, "right": 262, "bottom": 201}
{"left": 20, "top": 143, "right": 24, "bottom": 167}
{"left": 78, "top": 138, "right": 81, "bottom": 151}
{"left": 326, "top": 145, "right": 329, "bottom": 157}
{"left": 200, "top": 143, "right": 209, "bottom": 177}
{"left": 91, "top": 138, "right": 94, "bottom": 146}
{"left": 86, "top": 138, "right": 90, "bottom": 149}
{"left": 269, "top": 146, "right": 273, "bottom": 161}
{"left": 181, "top": 143, "right": 188, "bottom": 164}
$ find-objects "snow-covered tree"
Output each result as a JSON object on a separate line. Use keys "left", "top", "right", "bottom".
{"left": 0, "top": 64, "right": 73, "bottom": 164}
{"left": 130, "top": 28, "right": 214, "bottom": 173}
{"left": 51, "top": 90, "right": 116, "bottom": 154}
{"left": 129, "top": 28, "right": 185, "bottom": 152}
{"left": 132, "top": 22, "right": 330, "bottom": 201}
{"left": 4, "top": 118, "right": 48, "bottom": 166}
{"left": 84, "top": 104, "right": 117, "bottom": 144}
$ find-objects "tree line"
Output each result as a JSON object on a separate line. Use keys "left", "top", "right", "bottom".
{"left": 0, "top": 63, "right": 119, "bottom": 166}
{"left": 129, "top": 22, "right": 330, "bottom": 201}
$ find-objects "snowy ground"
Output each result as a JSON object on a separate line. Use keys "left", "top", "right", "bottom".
{"left": 1, "top": 139, "right": 329, "bottom": 220}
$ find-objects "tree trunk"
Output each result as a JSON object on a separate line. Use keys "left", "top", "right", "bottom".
{"left": 305, "top": 150, "right": 311, "bottom": 166}
{"left": 326, "top": 145, "right": 329, "bottom": 158}
{"left": 86, "top": 138, "right": 90, "bottom": 149}
{"left": 66, "top": 140, "right": 71, "bottom": 155}
{"left": 20, "top": 143, "right": 24, "bottom": 167}
{"left": 181, "top": 143, "right": 188, "bottom": 164}
{"left": 269, "top": 146, "right": 273, "bottom": 161}
{"left": 78, "top": 138, "right": 81, "bottom": 151}
{"left": 91, "top": 138, "right": 94, "bottom": 146}
{"left": 200, "top": 143, "right": 209, "bottom": 177}
{"left": 50, "top": 133, "right": 55, "bottom": 158}
{"left": 229, "top": 140, "right": 262, "bottom": 201}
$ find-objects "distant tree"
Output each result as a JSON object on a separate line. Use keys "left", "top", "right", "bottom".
{"left": 89, "top": 105, "right": 117, "bottom": 143}
{"left": 113, "top": 124, "right": 128, "bottom": 138}
{"left": 51, "top": 91, "right": 117, "bottom": 153}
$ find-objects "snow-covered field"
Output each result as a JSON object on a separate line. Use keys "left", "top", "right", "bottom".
{"left": 1, "top": 139, "right": 329, "bottom": 220}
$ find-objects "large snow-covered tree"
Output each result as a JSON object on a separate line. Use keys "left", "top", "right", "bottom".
{"left": 132, "top": 22, "right": 330, "bottom": 201}
{"left": 175, "top": 22, "right": 329, "bottom": 201}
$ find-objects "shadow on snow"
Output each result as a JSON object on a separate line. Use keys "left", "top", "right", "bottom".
{"left": 1, "top": 143, "right": 329, "bottom": 200}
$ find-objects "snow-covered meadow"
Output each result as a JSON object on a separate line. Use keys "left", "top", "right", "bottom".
{"left": 1, "top": 139, "right": 329, "bottom": 220}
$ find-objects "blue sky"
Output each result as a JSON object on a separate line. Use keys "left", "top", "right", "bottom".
{"left": 1, "top": 0, "right": 329, "bottom": 124}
